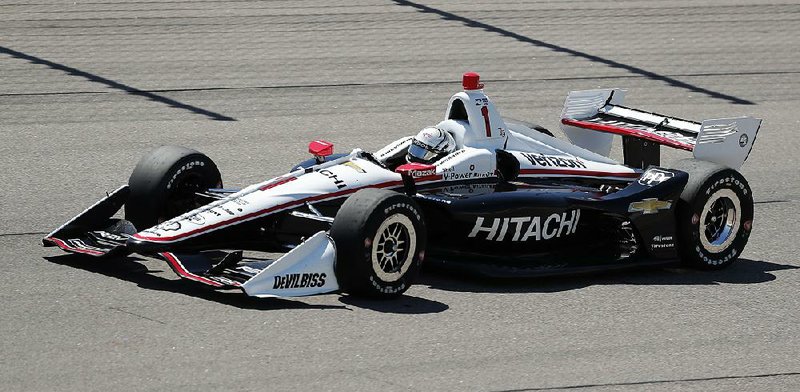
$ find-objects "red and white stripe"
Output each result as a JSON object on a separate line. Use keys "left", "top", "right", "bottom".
{"left": 133, "top": 179, "right": 406, "bottom": 243}
{"left": 44, "top": 237, "right": 106, "bottom": 256}
{"left": 561, "top": 118, "right": 694, "bottom": 151}
{"left": 258, "top": 176, "right": 296, "bottom": 191}
{"left": 160, "top": 252, "right": 232, "bottom": 287}
{"left": 519, "top": 168, "right": 640, "bottom": 179}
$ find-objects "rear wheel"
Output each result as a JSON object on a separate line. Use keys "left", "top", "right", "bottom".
{"left": 673, "top": 159, "right": 753, "bottom": 269}
{"left": 125, "top": 145, "right": 221, "bottom": 231}
{"left": 330, "top": 188, "right": 426, "bottom": 298}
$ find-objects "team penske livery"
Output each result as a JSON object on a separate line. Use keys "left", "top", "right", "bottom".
{"left": 44, "top": 73, "right": 762, "bottom": 298}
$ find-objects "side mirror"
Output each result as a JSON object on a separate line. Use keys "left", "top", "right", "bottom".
{"left": 495, "top": 149, "right": 520, "bottom": 182}
{"left": 395, "top": 162, "right": 437, "bottom": 177}
{"left": 395, "top": 163, "right": 437, "bottom": 195}
{"left": 309, "top": 140, "right": 334, "bottom": 164}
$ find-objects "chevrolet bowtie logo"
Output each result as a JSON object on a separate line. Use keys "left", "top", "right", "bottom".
{"left": 629, "top": 198, "right": 672, "bottom": 214}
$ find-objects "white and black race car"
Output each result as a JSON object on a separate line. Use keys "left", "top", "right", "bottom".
{"left": 44, "top": 73, "right": 762, "bottom": 298}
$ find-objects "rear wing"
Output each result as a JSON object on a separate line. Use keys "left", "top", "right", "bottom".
{"left": 560, "top": 89, "right": 762, "bottom": 169}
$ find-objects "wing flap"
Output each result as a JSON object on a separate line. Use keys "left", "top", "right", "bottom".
{"left": 560, "top": 89, "right": 762, "bottom": 169}
{"left": 44, "top": 230, "right": 129, "bottom": 257}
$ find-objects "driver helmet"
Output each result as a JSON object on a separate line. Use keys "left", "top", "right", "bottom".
{"left": 406, "top": 127, "right": 456, "bottom": 164}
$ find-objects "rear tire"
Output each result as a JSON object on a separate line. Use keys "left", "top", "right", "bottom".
{"left": 330, "top": 189, "right": 426, "bottom": 298}
{"left": 125, "top": 146, "right": 221, "bottom": 231}
{"left": 672, "top": 159, "right": 753, "bottom": 269}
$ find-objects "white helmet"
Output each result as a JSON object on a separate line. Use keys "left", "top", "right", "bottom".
{"left": 407, "top": 127, "right": 456, "bottom": 164}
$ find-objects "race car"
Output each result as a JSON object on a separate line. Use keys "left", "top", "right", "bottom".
{"left": 44, "top": 72, "right": 762, "bottom": 298}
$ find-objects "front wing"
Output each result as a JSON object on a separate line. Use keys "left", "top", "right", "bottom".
{"left": 43, "top": 187, "right": 340, "bottom": 298}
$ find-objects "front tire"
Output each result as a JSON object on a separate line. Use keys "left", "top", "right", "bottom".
{"left": 673, "top": 159, "right": 754, "bottom": 269}
{"left": 329, "top": 189, "right": 426, "bottom": 298}
{"left": 125, "top": 145, "right": 222, "bottom": 231}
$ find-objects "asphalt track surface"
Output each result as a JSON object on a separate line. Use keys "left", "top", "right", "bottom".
{"left": 2, "top": 1, "right": 800, "bottom": 391}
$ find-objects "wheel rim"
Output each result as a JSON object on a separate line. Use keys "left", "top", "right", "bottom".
{"left": 699, "top": 188, "right": 741, "bottom": 253}
{"left": 371, "top": 214, "right": 416, "bottom": 282}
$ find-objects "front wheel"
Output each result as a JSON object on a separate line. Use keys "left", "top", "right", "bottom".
{"left": 125, "top": 145, "right": 222, "bottom": 231}
{"left": 329, "top": 189, "right": 427, "bottom": 298}
{"left": 673, "top": 159, "right": 754, "bottom": 269}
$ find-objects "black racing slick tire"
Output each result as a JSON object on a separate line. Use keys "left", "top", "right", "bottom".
{"left": 672, "top": 159, "right": 754, "bottom": 270}
{"left": 124, "top": 145, "right": 222, "bottom": 231}
{"left": 330, "top": 189, "right": 427, "bottom": 298}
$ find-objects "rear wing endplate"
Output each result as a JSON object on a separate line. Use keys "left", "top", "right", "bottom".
{"left": 560, "top": 89, "right": 762, "bottom": 169}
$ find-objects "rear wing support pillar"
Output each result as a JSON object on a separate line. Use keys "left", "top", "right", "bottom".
{"left": 622, "top": 137, "right": 660, "bottom": 169}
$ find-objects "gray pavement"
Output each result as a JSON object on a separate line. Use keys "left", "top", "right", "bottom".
{"left": 2, "top": 0, "right": 800, "bottom": 391}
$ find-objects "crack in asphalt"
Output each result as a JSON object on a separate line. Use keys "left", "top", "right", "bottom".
{"left": 754, "top": 199, "right": 794, "bottom": 204}
{"left": 0, "top": 231, "right": 48, "bottom": 237}
{"left": 2, "top": 70, "right": 796, "bottom": 98}
{"left": 108, "top": 306, "right": 167, "bottom": 325}
{"left": 492, "top": 371, "right": 800, "bottom": 391}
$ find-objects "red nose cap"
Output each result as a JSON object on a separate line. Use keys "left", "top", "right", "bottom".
{"left": 309, "top": 140, "right": 333, "bottom": 157}
{"left": 462, "top": 72, "right": 484, "bottom": 90}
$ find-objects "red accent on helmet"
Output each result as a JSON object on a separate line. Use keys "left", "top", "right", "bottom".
{"left": 308, "top": 140, "right": 333, "bottom": 157}
{"left": 462, "top": 72, "right": 484, "bottom": 90}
